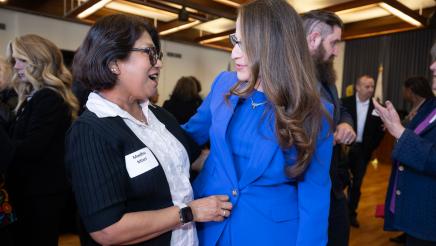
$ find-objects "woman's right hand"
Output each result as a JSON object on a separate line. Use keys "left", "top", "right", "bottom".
{"left": 189, "top": 195, "right": 232, "bottom": 222}
{"left": 373, "top": 99, "right": 405, "bottom": 139}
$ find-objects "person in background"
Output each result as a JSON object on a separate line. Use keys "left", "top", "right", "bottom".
{"left": 390, "top": 76, "right": 434, "bottom": 244}
{"left": 302, "top": 10, "right": 356, "bottom": 246}
{"left": 402, "top": 76, "right": 434, "bottom": 125}
{"left": 183, "top": 0, "right": 334, "bottom": 245}
{"left": 341, "top": 75, "right": 384, "bottom": 228}
{"left": 163, "top": 76, "right": 203, "bottom": 124}
{"left": 189, "top": 76, "right": 202, "bottom": 98}
{"left": 3, "top": 34, "right": 79, "bottom": 246}
{"left": 67, "top": 14, "right": 232, "bottom": 246}
{"left": 373, "top": 43, "right": 436, "bottom": 246}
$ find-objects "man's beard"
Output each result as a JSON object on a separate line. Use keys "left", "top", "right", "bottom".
{"left": 313, "top": 45, "right": 337, "bottom": 85}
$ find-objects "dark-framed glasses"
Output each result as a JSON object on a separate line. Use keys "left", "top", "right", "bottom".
{"left": 229, "top": 33, "right": 242, "bottom": 49}
{"left": 130, "top": 47, "right": 163, "bottom": 66}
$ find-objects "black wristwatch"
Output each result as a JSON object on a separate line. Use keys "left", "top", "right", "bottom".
{"left": 179, "top": 205, "right": 194, "bottom": 224}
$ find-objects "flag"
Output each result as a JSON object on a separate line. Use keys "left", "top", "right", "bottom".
{"left": 374, "top": 64, "right": 384, "bottom": 102}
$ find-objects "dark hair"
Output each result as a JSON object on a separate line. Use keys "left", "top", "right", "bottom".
{"left": 170, "top": 76, "right": 201, "bottom": 102}
{"left": 301, "top": 10, "right": 343, "bottom": 37}
{"left": 72, "top": 14, "right": 159, "bottom": 91}
{"left": 189, "top": 76, "right": 202, "bottom": 93}
{"left": 404, "top": 76, "right": 434, "bottom": 99}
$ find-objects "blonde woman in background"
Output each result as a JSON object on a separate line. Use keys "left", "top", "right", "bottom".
{"left": 3, "top": 34, "right": 78, "bottom": 246}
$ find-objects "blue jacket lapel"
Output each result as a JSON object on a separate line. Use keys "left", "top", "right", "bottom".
{"left": 238, "top": 112, "right": 280, "bottom": 189}
{"left": 212, "top": 93, "right": 240, "bottom": 187}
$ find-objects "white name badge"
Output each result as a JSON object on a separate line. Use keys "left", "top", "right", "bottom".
{"left": 125, "top": 147, "right": 159, "bottom": 178}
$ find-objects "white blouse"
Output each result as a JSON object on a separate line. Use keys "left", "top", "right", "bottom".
{"left": 86, "top": 92, "right": 198, "bottom": 246}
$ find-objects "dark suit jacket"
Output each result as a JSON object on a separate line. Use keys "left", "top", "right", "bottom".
{"left": 6, "top": 88, "right": 72, "bottom": 198}
{"left": 0, "top": 125, "right": 13, "bottom": 173}
{"left": 318, "top": 82, "right": 354, "bottom": 198}
{"left": 384, "top": 97, "right": 436, "bottom": 241}
{"left": 341, "top": 95, "right": 384, "bottom": 160}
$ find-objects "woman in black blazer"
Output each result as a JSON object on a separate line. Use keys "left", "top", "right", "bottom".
{"left": 4, "top": 34, "right": 79, "bottom": 245}
{"left": 66, "top": 14, "right": 231, "bottom": 246}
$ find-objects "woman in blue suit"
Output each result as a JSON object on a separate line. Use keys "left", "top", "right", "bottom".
{"left": 182, "top": 0, "right": 334, "bottom": 245}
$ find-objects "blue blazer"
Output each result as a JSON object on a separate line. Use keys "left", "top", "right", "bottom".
{"left": 384, "top": 97, "right": 436, "bottom": 241}
{"left": 183, "top": 72, "right": 333, "bottom": 246}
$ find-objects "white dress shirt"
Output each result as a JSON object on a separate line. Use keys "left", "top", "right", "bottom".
{"left": 86, "top": 92, "right": 198, "bottom": 246}
{"left": 355, "top": 95, "right": 370, "bottom": 143}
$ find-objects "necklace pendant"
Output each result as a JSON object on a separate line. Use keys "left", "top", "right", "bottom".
{"left": 250, "top": 97, "right": 267, "bottom": 109}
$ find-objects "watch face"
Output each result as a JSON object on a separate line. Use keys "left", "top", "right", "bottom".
{"left": 181, "top": 206, "right": 194, "bottom": 224}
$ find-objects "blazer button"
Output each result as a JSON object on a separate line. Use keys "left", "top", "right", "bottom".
{"left": 395, "top": 190, "right": 401, "bottom": 196}
{"left": 398, "top": 165, "right": 404, "bottom": 171}
{"left": 232, "top": 189, "right": 238, "bottom": 197}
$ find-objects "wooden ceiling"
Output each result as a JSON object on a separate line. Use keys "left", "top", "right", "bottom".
{"left": 0, "top": 0, "right": 435, "bottom": 51}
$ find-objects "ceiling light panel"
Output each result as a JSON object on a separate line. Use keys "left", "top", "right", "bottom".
{"left": 78, "top": 0, "right": 111, "bottom": 19}
{"left": 160, "top": 20, "right": 201, "bottom": 35}
{"left": 397, "top": 0, "right": 436, "bottom": 10}
{"left": 194, "top": 18, "right": 235, "bottom": 34}
{"left": 153, "top": 0, "right": 198, "bottom": 13}
{"left": 213, "top": 0, "right": 240, "bottom": 8}
{"left": 336, "top": 4, "right": 391, "bottom": 24}
{"left": 106, "top": 0, "right": 177, "bottom": 22}
{"left": 288, "top": 0, "right": 350, "bottom": 13}
{"left": 379, "top": 2, "right": 423, "bottom": 26}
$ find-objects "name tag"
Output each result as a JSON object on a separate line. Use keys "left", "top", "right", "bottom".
{"left": 371, "top": 109, "right": 380, "bottom": 117}
{"left": 125, "top": 147, "right": 159, "bottom": 178}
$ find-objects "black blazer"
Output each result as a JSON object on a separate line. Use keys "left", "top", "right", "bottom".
{"left": 341, "top": 95, "right": 384, "bottom": 159}
{"left": 0, "top": 125, "right": 13, "bottom": 173}
{"left": 65, "top": 104, "right": 200, "bottom": 246}
{"left": 6, "top": 88, "right": 72, "bottom": 197}
{"left": 318, "top": 82, "right": 354, "bottom": 198}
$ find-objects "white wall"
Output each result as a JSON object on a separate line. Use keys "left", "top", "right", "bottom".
{"left": 0, "top": 8, "right": 90, "bottom": 53}
{"left": 334, "top": 41, "right": 346, "bottom": 97}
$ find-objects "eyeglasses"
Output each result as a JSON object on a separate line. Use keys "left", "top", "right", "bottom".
{"left": 130, "top": 47, "right": 163, "bottom": 66}
{"left": 229, "top": 33, "right": 242, "bottom": 49}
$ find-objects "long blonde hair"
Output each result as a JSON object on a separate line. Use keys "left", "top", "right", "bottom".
{"left": 228, "top": 0, "right": 331, "bottom": 178}
{"left": 7, "top": 34, "right": 78, "bottom": 118}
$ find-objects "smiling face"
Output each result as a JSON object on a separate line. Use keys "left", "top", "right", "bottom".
{"left": 231, "top": 18, "right": 251, "bottom": 82}
{"left": 115, "top": 31, "right": 162, "bottom": 102}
